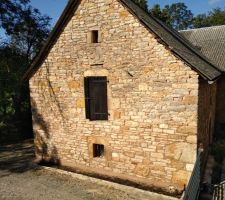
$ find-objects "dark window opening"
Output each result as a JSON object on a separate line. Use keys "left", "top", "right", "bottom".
{"left": 91, "top": 30, "right": 99, "bottom": 43}
{"left": 93, "top": 144, "right": 104, "bottom": 157}
{"left": 84, "top": 76, "right": 108, "bottom": 121}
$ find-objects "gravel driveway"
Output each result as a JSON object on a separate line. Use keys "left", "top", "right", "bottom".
{"left": 0, "top": 140, "right": 176, "bottom": 200}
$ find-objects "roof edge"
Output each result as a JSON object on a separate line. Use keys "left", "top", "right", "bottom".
{"left": 23, "top": 0, "right": 222, "bottom": 82}
{"left": 22, "top": 0, "right": 80, "bottom": 82}
{"left": 119, "top": 0, "right": 221, "bottom": 81}
{"left": 179, "top": 25, "right": 225, "bottom": 33}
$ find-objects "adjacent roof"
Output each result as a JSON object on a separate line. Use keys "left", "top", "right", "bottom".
{"left": 23, "top": 0, "right": 222, "bottom": 81}
{"left": 180, "top": 25, "right": 225, "bottom": 72}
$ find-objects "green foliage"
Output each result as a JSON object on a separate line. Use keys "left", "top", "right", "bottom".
{"left": 132, "top": 0, "right": 148, "bottom": 11}
{"left": 150, "top": 3, "right": 194, "bottom": 30}
{"left": 163, "top": 3, "right": 194, "bottom": 30}
{"left": 0, "top": 0, "right": 51, "bottom": 143}
{"left": 0, "top": 0, "right": 51, "bottom": 61}
{"left": 193, "top": 8, "right": 225, "bottom": 28}
{"left": 150, "top": 4, "right": 169, "bottom": 22}
{"left": 150, "top": 3, "right": 225, "bottom": 30}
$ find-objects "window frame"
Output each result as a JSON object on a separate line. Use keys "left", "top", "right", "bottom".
{"left": 93, "top": 144, "right": 104, "bottom": 158}
{"left": 84, "top": 76, "right": 108, "bottom": 121}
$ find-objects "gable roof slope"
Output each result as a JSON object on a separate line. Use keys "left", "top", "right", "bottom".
{"left": 180, "top": 25, "right": 225, "bottom": 72}
{"left": 23, "top": 0, "right": 222, "bottom": 82}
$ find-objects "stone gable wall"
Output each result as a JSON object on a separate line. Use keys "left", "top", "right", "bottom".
{"left": 29, "top": 0, "right": 200, "bottom": 194}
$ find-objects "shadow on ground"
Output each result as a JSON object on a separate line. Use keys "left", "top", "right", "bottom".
{"left": 0, "top": 140, "right": 39, "bottom": 176}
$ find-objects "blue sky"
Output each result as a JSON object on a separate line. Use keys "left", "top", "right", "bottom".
{"left": 30, "top": 0, "right": 225, "bottom": 26}
{"left": 1, "top": 0, "right": 225, "bottom": 38}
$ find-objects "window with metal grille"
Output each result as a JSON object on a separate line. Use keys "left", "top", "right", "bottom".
{"left": 84, "top": 76, "right": 108, "bottom": 120}
{"left": 93, "top": 144, "right": 104, "bottom": 157}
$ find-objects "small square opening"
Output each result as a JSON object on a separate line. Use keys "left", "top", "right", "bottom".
{"left": 93, "top": 144, "right": 104, "bottom": 157}
{"left": 91, "top": 30, "right": 99, "bottom": 43}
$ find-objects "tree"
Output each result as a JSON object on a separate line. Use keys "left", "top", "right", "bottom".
{"left": 0, "top": 0, "right": 51, "bottom": 63}
{"left": 0, "top": 0, "right": 51, "bottom": 142}
{"left": 0, "top": 0, "right": 30, "bottom": 34}
{"left": 150, "top": 3, "right": 194, "bottom": 30}
{"left": 150, "top": 4, "right": 170, "bottom": 23}
{"left": 132, "top": 0, "right": 148, "bottom": 11}
{"left": 193, "top": 8, "right": 225, "bottom": 28}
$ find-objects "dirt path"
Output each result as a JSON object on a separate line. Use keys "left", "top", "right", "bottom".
{"left": 0, "top": 140, "right": 175, "bottom": 200}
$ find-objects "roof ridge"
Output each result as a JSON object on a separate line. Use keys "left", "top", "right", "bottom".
{"left": 120, "top": 0, "right": 221, "bottom": 80}
{"left": 22, "top": 0, "right": 222, "bottom": 82}
{"left": 180, "top": 25, "right": 225, "bottom": 32}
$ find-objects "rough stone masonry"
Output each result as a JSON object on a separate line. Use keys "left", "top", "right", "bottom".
{"left": 29, "top": 0, "right": 216, "bottom": 195}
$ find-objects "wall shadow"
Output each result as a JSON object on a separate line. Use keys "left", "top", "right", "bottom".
{"left": 0, "top": 140, "right": 39, "bottom": 177}
{"left": 198, "top": 77, "right": 217, "bottom": 178}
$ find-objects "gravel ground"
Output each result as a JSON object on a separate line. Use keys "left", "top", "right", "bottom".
{"left": 0, "top": 140, "right": 175, "bottom": 200}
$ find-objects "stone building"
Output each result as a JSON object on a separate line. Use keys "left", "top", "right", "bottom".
{"left": 181, "top": 25, "right": 225, "bottom": 140}
{"left": 23, "top": 0, "right": 222, "bottom": 195}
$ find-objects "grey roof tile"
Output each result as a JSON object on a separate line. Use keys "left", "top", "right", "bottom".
{"left": 180, "top": 25, "right": 225, "bottom": 72}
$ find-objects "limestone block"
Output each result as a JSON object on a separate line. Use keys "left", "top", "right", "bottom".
{"left": 114, "top": 111, "right": 121, "bottom": 119}
{"left": 172, "top": 170, "right": 189, "bottom": 188}
{"left": 139, "top": 83, "right": 148, "bottom": 91}
{"left": 186, "top": 164, "right": 194, "bottom": 172}
{"left": 165, "top": 142, "right": 196, "bottom": 163}
{"left": 52, "top": 87, "right": 60, "bottom": 93}
{"left": 186, "top": 135, "right": 197, "bottom": 144}
{"left": 112, "top": 152, "right": 119, "bottom": 158}
{"left": 112, "top": 98, "right": 120, "bottom": 109}
{"left": 119, "top": 10, "right": 129, "bottom": 18}
{"left": 177, "top": 126, "right": 197, "bottom": 134}
{"left": 163, "top": 129, "right": 175, "bottom": 134}
{"left": 183, "top": 96, "right": 197, "bottom": 105}
{"left": 134, "top": 164, "right": 150, "bottom": 177}
{"left": 76, "top": 98, "right": 85, "bottom": 108}
{"left": 159, "top": 124, "right": 168, "bottom": 129}
{"left": 68, "top": 80, "right": 80, "bottom": 89}
{"left": 151, "top": 152, "right": 164, "bottom": 159}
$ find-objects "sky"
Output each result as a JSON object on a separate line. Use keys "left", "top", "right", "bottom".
{"left": 1, "top": 0, "right": 225, "bottom": 38}
{"left": 29, "top": 0, "right": 225, "bottom": 26}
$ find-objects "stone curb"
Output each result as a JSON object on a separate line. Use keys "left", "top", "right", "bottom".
{"left": 41, "top": 165, "right": 180, "bottom": 200}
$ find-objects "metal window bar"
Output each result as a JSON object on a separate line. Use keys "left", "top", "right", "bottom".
{"left": 213, "top": 181, "right": 225, "bottom": 200}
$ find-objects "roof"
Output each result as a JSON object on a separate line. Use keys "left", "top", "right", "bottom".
{"left": 180, "top": 25, "right": 225, "bottom": 72}
{"left": 22, "top": 0, "right": 222, "bottom": 81}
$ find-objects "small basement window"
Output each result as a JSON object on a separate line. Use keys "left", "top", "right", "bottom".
{"left": 91, "top": 30, "right": 99, "bottom": 43}
{"left": 93, "top": 144, "right": 104, "bottom": 157}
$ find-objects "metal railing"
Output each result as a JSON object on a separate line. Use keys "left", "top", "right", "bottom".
{"left": 213, "top": 181, "right": 225, "bottom": 200}
{"left": 183, "top": 149, "right": 203, "bottom": 200}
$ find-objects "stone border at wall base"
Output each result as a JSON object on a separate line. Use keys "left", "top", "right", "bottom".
{"left": 42, "top": 166, "right": 181, "bottom": 200}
